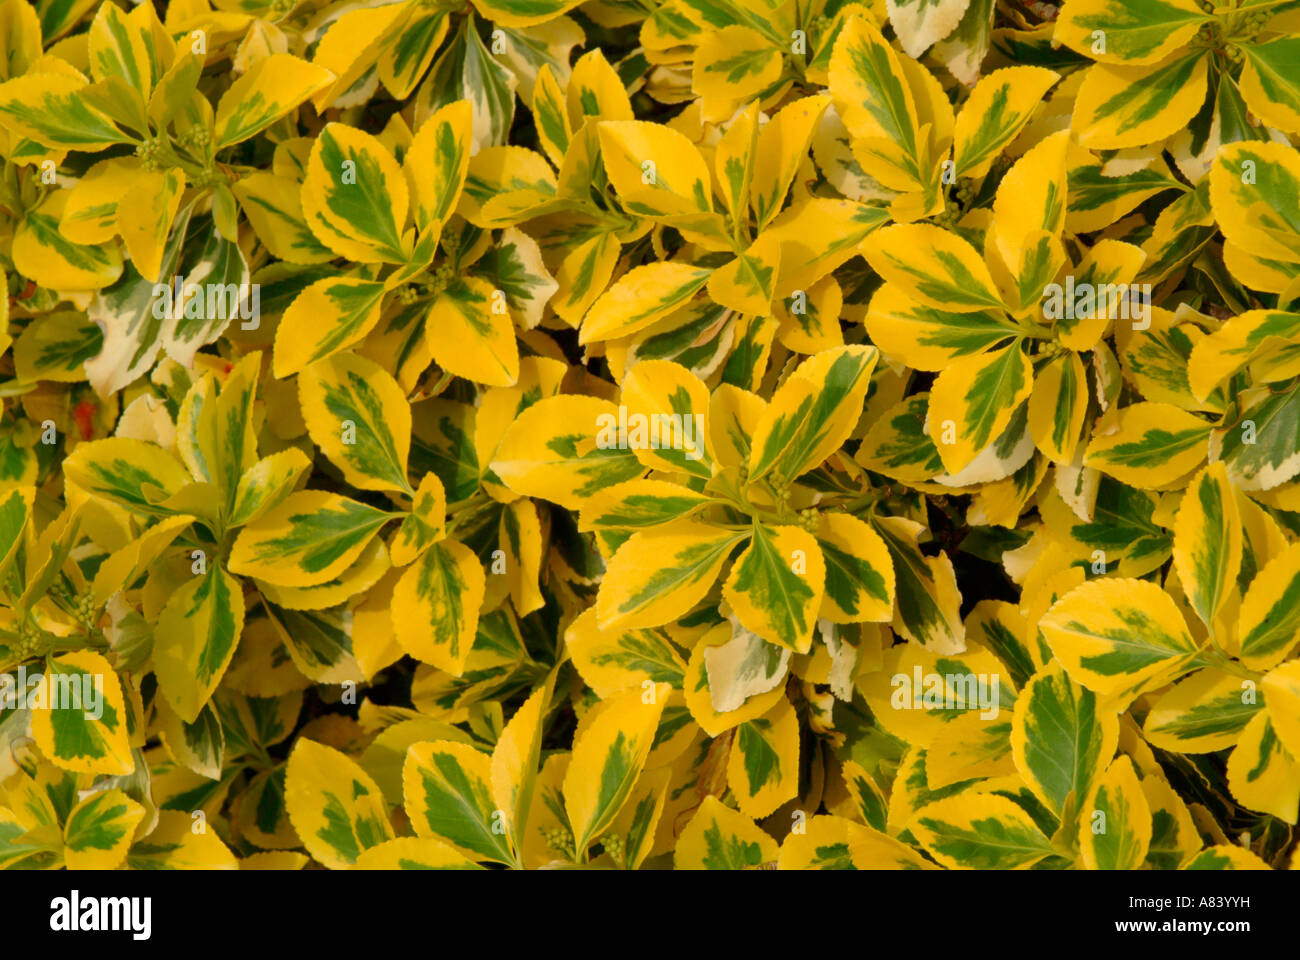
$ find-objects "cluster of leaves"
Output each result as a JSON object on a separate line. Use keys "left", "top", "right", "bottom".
{"left": 1, "top": 0, "right": 1299, "bottom": 871}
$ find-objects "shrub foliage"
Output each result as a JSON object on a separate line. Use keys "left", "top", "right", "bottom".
{"left": 0, "top": 0, "right": 1298, "bottom": 871}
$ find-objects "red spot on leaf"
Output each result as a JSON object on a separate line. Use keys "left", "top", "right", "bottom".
{"left": 73, "top": 400, "right": 97, "bottom": 440}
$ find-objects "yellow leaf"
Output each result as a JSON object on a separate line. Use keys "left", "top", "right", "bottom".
{"left": 1078, "top": 756, "right": 1152, "bottom": 870}
{"left": 491, "top": 672, "right": 556, "bottom": 853}
{"left": 1083, "top": 402, "right": 1211, "bottom": 489}
{"left": 1072, "top": 54, "right": 1210, "bottom": 150}
{"left": 596, "top": 520, "right": 745, "bottom": 631}
{"left": 285, "top": 738, "right": 394, "bottom": 869}
{"left": 675, "top": 795, "right": 777, "bottom": 869}
{"left": 29, "top": 650, "right": 134, "bottom": 775}
{"left": 1226, "top": 711, "right": 1300, "bottom": 823}
{"left": 1039, "top": 577, "right": 1200, "bottom": 702}
{"left": 726, "top": 693, "right": 799, "bottom": 818}
{"left": 214, "top": 53, "right": 334, "bottom": 148}
{"left": 563, "top": 683, "right": 669, "bottom": 852}
{"left": 391, "top": 538, "right": 486, "bottom": 676}
{"left": 723, "top": 524, "right": 825, "bottom": 653}
{"left": 597, "top": 120, "right": 713, "bottom": 218}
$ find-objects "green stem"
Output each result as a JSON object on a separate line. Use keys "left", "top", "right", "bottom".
{"left": 1202, "top": 648, "right": 1262, "bottom": 682}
